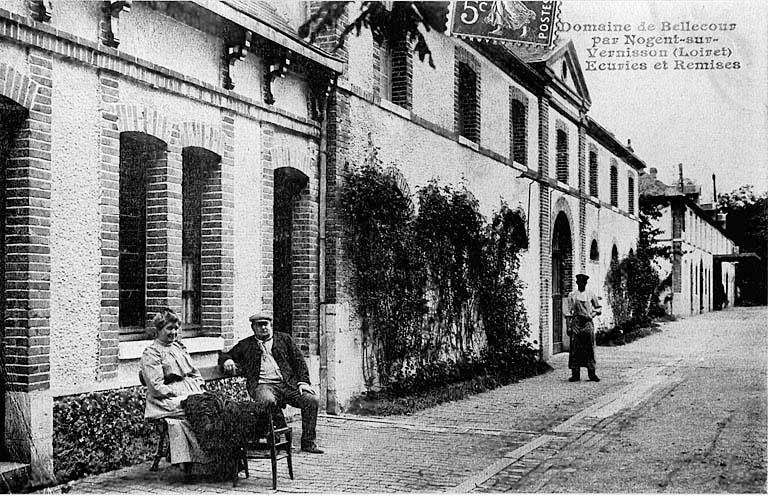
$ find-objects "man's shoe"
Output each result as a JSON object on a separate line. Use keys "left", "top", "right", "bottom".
{"left": 568, "top": 375, "right": 580, "bottom": 382}
{"left": 588, "top": 373, "right": 601, "bottom": 382}
{"left": 301, "top": 443, "right": 324, "bottom": 454}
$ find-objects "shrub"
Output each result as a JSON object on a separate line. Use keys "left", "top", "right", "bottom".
{"left": 53, "top": 387, "right": 154, "bottom": 483}
{"left": 341, "top": 150, "right": 535, "bottom": 391}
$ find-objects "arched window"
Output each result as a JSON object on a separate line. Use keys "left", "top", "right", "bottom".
{"left": 610, "top": 161, "right": 618, "bottom": 207}
{"left": 590, "top": 239, "right": 599, "bottom": 261}
{"left": 611, "top": 244, "right": 619, "bottom": 265}
{"left": 589, "top": 150, "right": 598, "bottom": 197}
{"left": 556, "top": 129, "right": 568, "bottom": 183}
{"left": 628, "top": 175, "right": 635, "bottom": 214}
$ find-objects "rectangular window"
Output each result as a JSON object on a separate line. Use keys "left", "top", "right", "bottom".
{"left": 589, "top": 151, "right": 598, "bottom": 197}
{"left": 378, "top": 41, "right": 393, "bottom": 102}
{"left": 182, "top": 148, "right": 204, "bottom": 332}
{"left": 511, "top": 99, "right": 527, "bottom": 165}
{"left": 119, "top": 134, "right": 153, "bottom": 335}
{"left": 457, "top": 62, "right": 479, "bottom": 142}
{"left": 628, "top": 176, "right": 635, "bottom": 214}
{"left": 610, "top": 163, "right": 618, "bottom": 207}
{"left": 556, "top": 130, "right": 569, "bottom": 184}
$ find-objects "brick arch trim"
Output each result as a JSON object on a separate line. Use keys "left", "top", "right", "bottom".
{"left": 552, "top": 195, "right": 575, "bottom": 240}
{"left": 106, "top": 103, "right": 176, "bottom": 145}
{"left": 272, "top": 145, "right": 313, "bottom": 178}
{"left": 179, "top": 121, "right": 225, "bottom": 157}
{"left": 0, "top": 63, "right": 40, "bottom": 109}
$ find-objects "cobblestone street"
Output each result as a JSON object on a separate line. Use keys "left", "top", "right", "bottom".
{"left": 55, "top": 307, "right": 767, "bottom": 494}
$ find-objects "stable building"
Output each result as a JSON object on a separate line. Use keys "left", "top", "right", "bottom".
{"left": 640, "top": 168, "right": 740, "bottom": 316}
{"left": 317, "top": 18, "right": 645, "bottom": 404}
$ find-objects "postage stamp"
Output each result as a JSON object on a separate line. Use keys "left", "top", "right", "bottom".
{"left": 450, "top": 1, "right": 560, "bottom": 47}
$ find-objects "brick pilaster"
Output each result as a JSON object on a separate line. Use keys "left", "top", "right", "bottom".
{"left": 260, "top": 123, "right": 275, "bottom": 316}
{"left": 98, "top": 71, "right": 120, "bottom": 380}
{"left": 538, "top": 94, "right": 551, "bottom": 360}
{"left": 200, "top": 114, "right": 235, "bottom": 345}
{"left": 3, "top": 52, "right": 52, "bottom": 392}
{"left": 291, "top": 152, "right": 321, "bottom": 355}
{"left": 145, "top": 136, "right": 183, "bottom": 322}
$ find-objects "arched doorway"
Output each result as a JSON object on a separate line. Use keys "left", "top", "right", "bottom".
{"left": 0, "top": 97, "right": 28, "bottom": 460}
{"left": 273, "top": 167, "right": 309, "bottom": 335}
{"left": 552, "top": 212, "right": 573, "bottom": 354}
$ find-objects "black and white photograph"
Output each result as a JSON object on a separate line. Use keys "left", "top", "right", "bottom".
{"left": 0, "top": 1, "right": 765, "bottom": 493}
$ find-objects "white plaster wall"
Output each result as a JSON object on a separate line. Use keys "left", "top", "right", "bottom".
{"left": 521, "top": 181, "right": 541, "bottom": 347}
{"left": 50, "top": 1, "right": 101, "bottom": 43}
{"left": 479, "top": 61, "right": 510, "bottom": 158}
{"left": 272, "top": 73, "right": 310, "bottom": 119}
{"left": 0, "top": 40, "right": 28, "bottom": 77}
{"left": 722, "top": 262, "right": 736, "bottom": 307}
{"left": 343, "top": 22, "right": 374, "bottom": 91}
{"left": 597, "top": 208, "right": 639, "bottom": 327}
{"left": 119, "top": 2, "right": 223, "bottom": 89}
{"left": 328, "top": 302, "right": 366, "bottom": 409}
{"left": 233, "top": 116, "right": 262, "bottom": 342}
{"left": 411, "top": 31, "right": 455, "bottom": 131}
{"left": 229, "top": 53, "right": 264, "bottom": 104}
{"left": 0, "top": 0, "right": 26, "bottom": 17}
{"left": 521, "top": 86, "right": 540, "bottom": 169}
{"left": 49, "top": 60, "right": 101, "bottom": 389}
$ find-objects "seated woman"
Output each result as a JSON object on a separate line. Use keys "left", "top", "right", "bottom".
{"left": 141, "top": 308, "right": 208, "bottom": 472}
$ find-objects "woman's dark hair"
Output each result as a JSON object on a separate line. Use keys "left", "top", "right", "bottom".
{"left": 151, "top": 308, "right": 180, "bottom": 336}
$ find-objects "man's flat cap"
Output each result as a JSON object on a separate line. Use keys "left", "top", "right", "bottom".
{"left": 249, "top": 314, "right": 272, "bottom": 323}
{"left": 575, "top": 273, "right": 590, "bottom": 281}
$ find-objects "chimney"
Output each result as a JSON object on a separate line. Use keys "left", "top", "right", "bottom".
{"left": 678, "top": 163, "right": 684, "bottom": 193}
{"left": 712, "top": 173, "right": 718, "bottom": 218}
{"left": 627, "top": 139, "right": 634, "bottom": 152}
{"left": 649, "top": 167, "right": 657, "bottom": 179}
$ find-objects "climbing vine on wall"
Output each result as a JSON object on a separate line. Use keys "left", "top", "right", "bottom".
{"left": 342, "top": 151, "right": 532, "bottom": 389}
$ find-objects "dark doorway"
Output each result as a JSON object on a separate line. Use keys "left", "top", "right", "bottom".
{"left": 699, "top": 260, "right": 704, "bottom": 313}
{"left": 552, "top": 212, "right": 573, "bottom": 354}
{"left": 273, "top": 168, "right": 308, "bottom": 335}
{"left": 0, "top": 98, "right": 27, "bottom": 460}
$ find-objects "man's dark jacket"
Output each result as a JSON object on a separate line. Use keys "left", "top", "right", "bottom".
{"left": 218, "top": 332, "right": 310, "bottom": 394}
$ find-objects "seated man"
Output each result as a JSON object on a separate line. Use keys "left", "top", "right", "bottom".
{"left": 218, "top": 314, "right": 324, "bottom": 454}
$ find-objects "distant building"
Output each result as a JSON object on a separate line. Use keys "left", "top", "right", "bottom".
{"left": 640, "top": 168, "right": 739, "bottom": 316}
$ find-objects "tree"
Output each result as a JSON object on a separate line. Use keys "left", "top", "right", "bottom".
{"left": 299, "top": 2, "right": 450, "bottom": 67}
{"left": 717, "top": 185, "right": 768, "bottom": 305}
{"left": 605, "top": 201, "right": 671, "bottom": 328}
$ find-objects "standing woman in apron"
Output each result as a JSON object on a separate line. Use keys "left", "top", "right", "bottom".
{"left": 565, "top": 274, "right": 602, "bottom": 382}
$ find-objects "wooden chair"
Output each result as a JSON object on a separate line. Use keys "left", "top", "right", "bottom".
{"left": 236, "top": 408, "right": 294, "bottom": 489}
{"left": 138, "top": 371, "right": 171, "bottom": 471}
